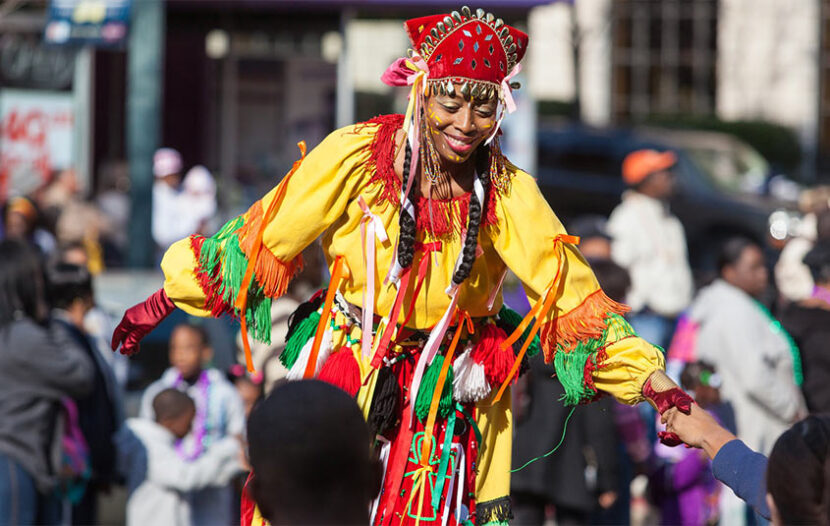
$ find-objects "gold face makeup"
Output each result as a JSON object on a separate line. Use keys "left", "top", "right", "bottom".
{"left": 425, "top": 87, "right": 498, "bottom": 165}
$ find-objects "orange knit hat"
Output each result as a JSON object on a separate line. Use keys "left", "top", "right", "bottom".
{"left": 622, "top": 149, "right": 677, "bottom": 185}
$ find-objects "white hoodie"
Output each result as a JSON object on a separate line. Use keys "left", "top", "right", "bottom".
{"left": 690, "top": 280, "right": 805, "bottom": 454}
{"left": 116, "top": 418, "right": 242, "bottom": 526}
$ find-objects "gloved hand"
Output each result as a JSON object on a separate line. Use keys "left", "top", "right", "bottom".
{"left": 643, "top": 370, "right": 695, "bottom": 447}
{"left": 112, "top": 288, "right": 175, "bottom": 356}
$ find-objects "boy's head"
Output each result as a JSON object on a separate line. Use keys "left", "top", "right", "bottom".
{"left": 680, "top": 361, "right": 721, "bottom": 408}
{"left": 169, "top": 324, "right": 211, "bottom": 381}
{"left": 153, "top": 388, "right": 196, "bottom": 439}
{"left": 247, "top": 380, "right": 381, "bottom": 526}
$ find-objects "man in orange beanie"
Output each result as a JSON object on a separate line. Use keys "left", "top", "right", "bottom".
{"left": 606, "top": 149, "right": 693, "bottom": 349}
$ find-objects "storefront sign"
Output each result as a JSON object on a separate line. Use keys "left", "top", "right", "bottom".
{"left": 0, "top": 89, "right": 74, "bottom": 199}
{"left": 44, "top": 0, "right": 131, "bottom": 47}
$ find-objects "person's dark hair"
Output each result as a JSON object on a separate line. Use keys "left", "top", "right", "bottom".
{"left": 717, "top": 237, "right": 758, "bottom": 275}
{"left": 46, "top": 262, "right": 92, "bottom": 310}
{"left": 0, "top": 239, "right": 46, "bottom": 327}
{"left": 589, "top": 258, "right": 631, "bottom": 303}
{"left": 152, "top": 388, "right": 195, "bottom": 422}
{"left": 805, "top": 241, "right": 830, "bottom": 285}
{"left": 173, "top": 322, "right": 210, "bottom": 347}
{"left": 247, "top": 380, "right": 380, "bottom": 525}
{"left": 767, "top": 415, "right": 830, "bottom": 526}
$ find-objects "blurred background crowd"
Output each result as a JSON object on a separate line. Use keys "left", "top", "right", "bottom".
{"left": 3, "top": 0, "right": 830, "bottom": 525}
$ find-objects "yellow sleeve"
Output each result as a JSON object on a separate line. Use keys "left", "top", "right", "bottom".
{"left": 160, "top": 124, "right": 375, "bottom": 343}
{"left": 488, "top": 169, "right": 664, "bottom": 405}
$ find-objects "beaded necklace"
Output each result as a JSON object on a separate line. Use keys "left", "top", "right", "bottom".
{"left": 173, "top": 370, "right": 212, "bottom": 460}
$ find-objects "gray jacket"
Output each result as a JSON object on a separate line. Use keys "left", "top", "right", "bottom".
{"left": 0, "top": 318, "right": 94, "bottom": 492}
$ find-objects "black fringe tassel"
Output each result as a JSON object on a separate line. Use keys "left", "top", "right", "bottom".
{"left": 367, "top": 367, "right": 400, "bottom": 436}
{"left": 474, "top": 496, "right": 513, "bottom": 525}
{"left": 284, "top": 290, "right": 325, "bottom": 343}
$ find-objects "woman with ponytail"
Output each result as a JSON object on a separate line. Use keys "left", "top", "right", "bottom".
{"left": 112, "top": 6, "right": 689, "bottom": 525}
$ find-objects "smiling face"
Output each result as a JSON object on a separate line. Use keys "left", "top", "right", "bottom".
{"left": 425, "top": 86, "right": 498, "bottom": 165}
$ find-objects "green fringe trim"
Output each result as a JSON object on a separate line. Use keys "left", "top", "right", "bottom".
{"left": 554, "top": 312, "right": 638, "bottom": 406}
{"left": 197, "top": 216, "right": 273, "bottom": 343}
{"left": 414, "top": 355, "right": 454, "bottom": 422}
{"left": 280, "top": 310, "right": 321, "bottom": 369}
{"left": 474, "top": 496, "right": 512, "bottom": 525}
{"left": 497, "top": 305, "right": 541, "bottom": 357}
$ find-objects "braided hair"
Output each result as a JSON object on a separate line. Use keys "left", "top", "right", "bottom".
{"left": 395, "top": 140, "right": 491, "bottom": 286}
{"left": 452, "top": 146, "right": 490, "bottom": 285}
{"left": 397, "top": 142, "right": 417, "bottom": 269}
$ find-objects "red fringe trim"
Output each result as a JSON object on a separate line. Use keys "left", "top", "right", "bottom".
{"left": 363, "top": 113, "right": 500, "bottom": 239}
{"left": 540, "top": 289, "right": 631, "bottom": 362}
{"left": 235, "top": 199, "right": 304, "bottom": 298}
{"left": 190, "top": 235, "right": 234, "bottom": 318}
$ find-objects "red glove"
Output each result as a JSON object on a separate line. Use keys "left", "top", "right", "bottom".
{"left": 111, "top": 288, "right": 176, "bottom": 356}
{"left": 643, "top": 372, "right": 695, "bottom": 447}
{"left": 643, "top": 380, "right": 694, "bottom": 415}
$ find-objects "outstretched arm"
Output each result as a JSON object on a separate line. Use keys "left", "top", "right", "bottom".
{"left": 112, "top": 125, "right": 377, "bottom": 355}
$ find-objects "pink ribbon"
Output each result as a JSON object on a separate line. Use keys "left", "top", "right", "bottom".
{"left": 408, "top": 288, "right": 459, "bottom": 429}
{"left": 358, "top": 196, "right": 388, "bottom": 359}
{"left": 500, "top": 63, "right": 522, "bottom": 114}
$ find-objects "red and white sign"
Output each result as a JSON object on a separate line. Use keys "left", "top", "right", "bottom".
{"left": 0, "top": 89, "right": 74, "bottom": 200}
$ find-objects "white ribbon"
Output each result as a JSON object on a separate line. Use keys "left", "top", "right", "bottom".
{"left": 359, "top": 196, "right": 388, "bottom": 359}
{"left": 408, "top": 287, "right": 459, "bottom": 429}
{"left": 369, "top": 436, "right": 391, "bottom": 525}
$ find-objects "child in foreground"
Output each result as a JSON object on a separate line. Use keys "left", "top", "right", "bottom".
{"left": 245, "top": 380, "right": 381, "bottom": 526}
{"left": 117, "top": 388, "right": 242, "bottom": 526}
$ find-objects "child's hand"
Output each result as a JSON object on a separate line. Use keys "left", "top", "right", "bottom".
{"left": 662, "top": 404, "right": 737, "bottom": 459}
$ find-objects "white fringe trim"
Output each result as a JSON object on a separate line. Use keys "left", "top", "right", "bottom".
{"left": 453, "top": 345, "right": 491, "bottom": 403}
{"left": 286, "top": 328, "right": 333, "bottom": 380}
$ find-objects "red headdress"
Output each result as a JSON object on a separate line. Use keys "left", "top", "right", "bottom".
{"left": 405, "top": 7, "right": 528, "bottom": 102}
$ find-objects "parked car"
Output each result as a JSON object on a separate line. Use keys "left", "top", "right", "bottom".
{"left": 536, "top": 124, "right": 800, "bottom": 271}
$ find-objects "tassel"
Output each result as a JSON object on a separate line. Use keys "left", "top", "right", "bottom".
{"left": 280, "top": 311, "right": 320, "bottom": 369}
{"left": 452, "top": 345, "right": 491, "bottom": 403}
{"left": 285, "top": 293, "right": 325, "bottom": 343}
{"left": 318, "top": 348, "right": 361, "bottom": 397}
{"left": 286, "top": 328, "right": 332, "bottom": 380}
{"left": 414, "top": 355, "right": 454, "bottom": 422}
{"left": 471, "top": 323, "right": 515, "bottom": 387}
{"left": 554, "top": 339, "right": 601, "bottom": 406}
{"left": 368, "top": 367, "right": 401, "bottom": 436}
{"left": 496, "top": 305, "right": 541, "bottom": 357}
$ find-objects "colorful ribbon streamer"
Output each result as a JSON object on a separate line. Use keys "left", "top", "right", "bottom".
{"left": 236, "top": 142, "right": 307, "bottom": 372}
{"left": 359, "top": 196, "right": 389, "bottom": 360}
{"left": 492, "top": 234, "right": 580, "bottom": 403}
{"left": 303, "top": 256, "right": 348, "bottom": 378}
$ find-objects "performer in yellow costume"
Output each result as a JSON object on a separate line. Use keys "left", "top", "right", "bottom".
{"left": 113, "top": 7, "right": 692, "bottom": 526}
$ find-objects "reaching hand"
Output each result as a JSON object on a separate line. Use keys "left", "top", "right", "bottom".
{"left": 662, "top": 404, "right": 737, "bottom": 459}
{"left": 111, "top": 288, "right": 176, "bottom": 356}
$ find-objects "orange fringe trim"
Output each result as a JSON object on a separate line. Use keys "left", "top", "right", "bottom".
{"left": 235, "top": 199, "right": 304, "bottom": 298}
{"left": 540, "top": 289, "right": 630, "bottom": 362}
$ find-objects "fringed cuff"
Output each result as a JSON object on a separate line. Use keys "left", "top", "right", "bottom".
{"left": 549, "top": 308, "right": 639, "bottom": 406}
{"left": 190, "top": 204, "right": 303, "bottom": 343}
{"left": 474, "top": 496, "right": 512, "bottom": 526}
{"left": 540, "top": 289, "right": 629, "bottom": 360}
